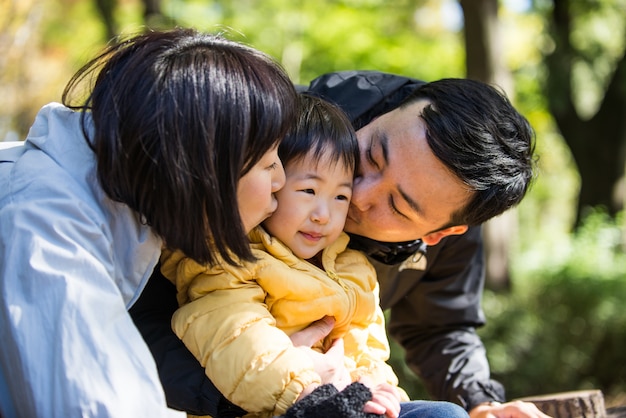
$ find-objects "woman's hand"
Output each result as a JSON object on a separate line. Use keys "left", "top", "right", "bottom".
{"left": 469, "top": 400, "right": 553, "bottom": 418}
{"left": 290, "top": 316, "right": 335, "bottom": 346}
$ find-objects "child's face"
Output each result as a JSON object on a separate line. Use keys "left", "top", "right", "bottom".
{"left": 263, "top": 150, "right": 353, "bottom": 260}
{"left": 237, "top": 146, "right": 285, "bottom": 234}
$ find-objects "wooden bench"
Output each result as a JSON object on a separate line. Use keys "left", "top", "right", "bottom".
{"left": 517, "top": 390, "right": 626, "bottom": 417}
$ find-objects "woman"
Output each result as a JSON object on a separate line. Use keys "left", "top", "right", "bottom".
{"left": 0, "top": 28, "right": 297, "bottom": 417}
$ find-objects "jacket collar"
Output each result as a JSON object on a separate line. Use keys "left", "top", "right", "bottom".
{"left": 346, "top": 233, "right": 426, "bottom": 265}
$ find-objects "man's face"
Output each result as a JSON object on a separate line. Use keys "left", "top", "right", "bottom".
{"left": 344, "top": 100, "right": 472, "bottom": 243}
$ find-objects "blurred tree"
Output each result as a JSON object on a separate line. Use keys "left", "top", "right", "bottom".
{"left": 141, "top": 0, "right": 175, "bottom": 29}
{"left": 94, "top": 0, "right": 117, "bottom": 40}
{"left": 461, "top": 0, "right": 511, "bottom": 88}
{"left": 460, "top": 0, "right": 517, "bottom": 290}
{"left": 92, "top": 0, "right": 171, "bottom": 39}
{"left": 0, "top": 0, "right": 45, "bottom": 141}
{"left": 145, "top": 0, "right": 464, "bottom": 84}
{"left": 541, "top": 0, "right": 626, "bottom": 225}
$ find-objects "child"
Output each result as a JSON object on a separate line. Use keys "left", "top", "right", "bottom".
{"left": 161, "top": 95, "right": 468, "bottom": 418}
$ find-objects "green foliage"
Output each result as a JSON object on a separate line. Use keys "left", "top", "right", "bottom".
{"left": 157, "top": 0, "right": 464, "bottom": 84}
{"left": 567, "top": 0, "right": 626, "bottom": 119}
{"left": 389, "top": 209, "right": 626, "bottom": 402}
{"left": 481, "top": 208, "right": 626, "bottom": 400}
{"left": 40, "top": 0, "right": 114, "bottom": 69}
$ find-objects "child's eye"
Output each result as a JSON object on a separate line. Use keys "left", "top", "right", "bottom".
{"left": 336, "top": 194, "right": 349, "bottom": 201}
{"left": 299, "top": 188, "right": 315, "bottom": 195}
{"left": 267, "top": 162, "right": 279, "bottom": 170}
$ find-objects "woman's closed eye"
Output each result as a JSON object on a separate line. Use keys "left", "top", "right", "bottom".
{"left": 366, "top": 148, "right": 380, "bottom": 170}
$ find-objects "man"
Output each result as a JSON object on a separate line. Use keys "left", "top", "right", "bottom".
{"left": 130, "top": 71, "right": 548, "bottom": 418}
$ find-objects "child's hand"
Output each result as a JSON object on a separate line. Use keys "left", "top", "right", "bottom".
{"left": 296, "top": 338, "right": 351, "bottom": 391}
{"left": 359, "top": 377, "right": 401, "bottom": 418}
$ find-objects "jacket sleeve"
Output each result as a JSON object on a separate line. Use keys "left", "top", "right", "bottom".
{"left": 334, "top": 251, "right": 404, "bottom": 398}
{"left": 343, "top": 304, "right": 411, "bottom": 403}
{"left": 0, "top": 197, "right": 182, "bottom": 418}
{"left": 167, "top": 257, "right": 321, "bottom": 416}
{"left": 380, "top": 226, "right": 506, "bottom": 410}
{"left": 128, "top": 266, "right": 233, "bottom": 417}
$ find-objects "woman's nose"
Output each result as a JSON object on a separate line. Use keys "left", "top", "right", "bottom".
{"left": 272, "top": 161, "right": 286, "bottom": 192}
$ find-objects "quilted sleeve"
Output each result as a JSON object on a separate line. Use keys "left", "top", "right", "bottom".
{"left": 334, "top": 250, "right": 407, "bottom": 400}
{"left": 169, "top": 258, "right": 322, "bottom": 416}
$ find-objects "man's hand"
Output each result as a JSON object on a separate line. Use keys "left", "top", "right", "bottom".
{"left": 469, "top": 401, "right": 552, "bottom": 418}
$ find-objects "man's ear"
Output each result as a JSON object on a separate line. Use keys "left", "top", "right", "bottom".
{"left": 422, "top": 225, "right": 468, "bottom": 246}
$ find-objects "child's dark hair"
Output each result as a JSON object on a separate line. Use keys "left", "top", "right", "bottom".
{"left": 279, "top": 93, "right": 359, "bottom": 173}
{"left": 62, "top": 28, "right": 297, "bottom": 265}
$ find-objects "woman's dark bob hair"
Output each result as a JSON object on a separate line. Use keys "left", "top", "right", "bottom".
{"left": 62, "top": 28, "right": 298, "bottom": 266}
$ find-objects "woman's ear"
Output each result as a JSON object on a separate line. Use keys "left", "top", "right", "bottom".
{"left": 422, "top": 225, "right": 468, "bottom": 246}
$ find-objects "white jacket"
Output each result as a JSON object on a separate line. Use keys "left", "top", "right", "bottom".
{"left": 0, "top": 103, "right": 183, "bottom": 417}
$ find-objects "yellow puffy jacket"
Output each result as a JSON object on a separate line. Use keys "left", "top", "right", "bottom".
{"left": 161, "top": 227, "right": 402, "bottom": 417}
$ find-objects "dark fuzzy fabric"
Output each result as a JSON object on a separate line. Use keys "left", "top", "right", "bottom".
{"left": 280, "top": 382, "right": 383, "bottom": 418}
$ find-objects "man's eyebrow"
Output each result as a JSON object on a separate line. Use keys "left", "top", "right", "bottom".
{"left": 398, "top": 187, "right": 422, "bottom": 217}
{"left": 379, "top": 131, "right": 390, "bottom": 165}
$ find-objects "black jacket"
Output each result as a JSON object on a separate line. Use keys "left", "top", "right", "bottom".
{"left": 129, "top": 71, "right": 505, "bottom": 416}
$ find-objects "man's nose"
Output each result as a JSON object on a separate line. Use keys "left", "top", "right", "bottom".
{"left": 350, "top": 175, "right": 377, "bottom": 212}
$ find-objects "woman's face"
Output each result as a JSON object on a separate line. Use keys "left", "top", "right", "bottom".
{"left": 237, "top": 146, "right": 286, "bottom": 234}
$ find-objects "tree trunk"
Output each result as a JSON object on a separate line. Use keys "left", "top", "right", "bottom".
{"left": 544, "top": 0, "right": 626, "bottom": 225}
{"left": 142, "top": 0, "right": 172, "bottom": 29}
{"left": 517, "top": 390, "right": 607, "bottom": 418}
{"left": 93, "top": 0, "right": 117, "bottom": 41}
{"left": 459, "top": 0, "right": 515, "bottom": 290}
